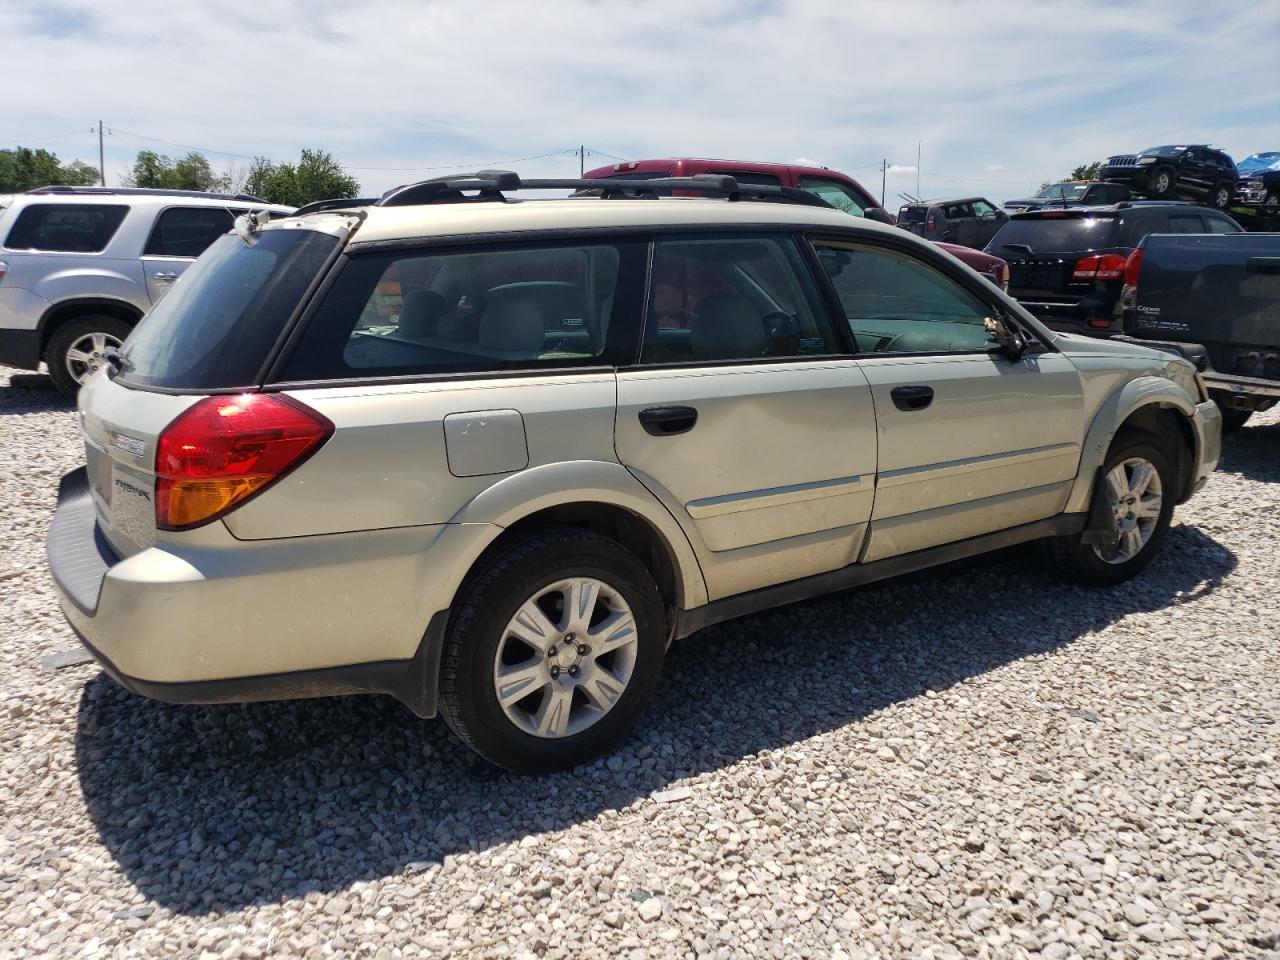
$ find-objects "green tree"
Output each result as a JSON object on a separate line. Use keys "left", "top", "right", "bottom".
{"left": 0, "top": 146, "right": 98, "bottom": 192}
{"left": 246, "top": 149, "right": 360, "bottom": 206}
{"left": 125, "top": 150, "right": 228, "bottom": 192}
{"left": 1070, "top": 161, "right": 1103, "bottom": 181}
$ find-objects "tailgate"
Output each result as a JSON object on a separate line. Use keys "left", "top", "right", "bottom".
{"left": 1007, "top": 259, "right": 1076, "bottom": 297}
{"left": 77, "top": 372, "right": 199, "bottom": 558}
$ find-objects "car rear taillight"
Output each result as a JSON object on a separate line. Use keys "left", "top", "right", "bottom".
{"left": 1123, "top": 248, "right": 1144, "bottom": 286}
{"left": 1072, "top": 254, "right": 1127, "bottom": 280}
{"left": 154, "top": 394, "right": 333, "bottom": 531}
{"left": 0, "top": 260, "right": 7, "bottom": 283}
{"left": 996, "top": 261, "right": 1010, "bottom": 291}
{"left": 926, "top": 216, "right": 937, "bottom": 232}
{"left": 1088, "top": 318, "right": 1113, "bottom": 329}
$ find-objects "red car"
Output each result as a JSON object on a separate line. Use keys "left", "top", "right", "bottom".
{"left": 583, "top": 157, "right": 1009, "bottom": 290}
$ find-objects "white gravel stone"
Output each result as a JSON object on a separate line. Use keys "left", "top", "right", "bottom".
{"left": 1, "top": 368, "right": 1277, "bottom": 958}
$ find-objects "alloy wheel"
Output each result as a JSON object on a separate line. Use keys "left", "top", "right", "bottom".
{"left": 1093, "top": 456, "right": 1163, "bottom": 564}
{"left": 64, "top": 331, "right": 123, "bottom": 384}
{"left": 492, "top": 577, "right": 639, "bottom": 738}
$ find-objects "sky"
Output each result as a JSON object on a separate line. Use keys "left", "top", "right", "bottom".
{"left": 4, "top": 0, "right": 1279, "bottom": 205}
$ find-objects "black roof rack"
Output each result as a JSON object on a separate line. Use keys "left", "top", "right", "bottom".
{"left": 1114, "top": 199, "right": 1195, "bottom": 208}
{"left": 26, "top": 185, "right": 272, "bottom": 203}
{"left": 367, "top": 170, "right": 830, "bottom": 210}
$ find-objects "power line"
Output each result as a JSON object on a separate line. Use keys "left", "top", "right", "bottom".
{"left": 345, "top": 149, "right": 580, "bottom": 172}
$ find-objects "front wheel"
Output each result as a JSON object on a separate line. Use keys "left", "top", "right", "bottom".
{"left": 1211, "top": 182, "right": 1233, "bottom": 210}
{"left": 438, "top": 528, "right": 666, "bottom": 773}
{"left": 1038, "top": 436, "right": 1175, "bottom": 587}
{"left": 1147, "top": 167, "right": 1175, "bottom": 198}
{"left": 1213, "top": 395, "right": 1253, "bottom": 433}
{"left": 46, "top": 316, "right": 132, "bottom": 397}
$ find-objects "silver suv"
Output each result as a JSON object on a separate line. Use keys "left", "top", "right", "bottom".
{"left": 0, "top": 186, "right": 292, "bottom": 395}
{"left": 46, "top": 172, "right": 1222, "bottom": 772}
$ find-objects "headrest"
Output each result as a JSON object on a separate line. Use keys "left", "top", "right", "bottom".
{"left": 438, "top": 311, "right": 482, "bottom": 341}
{"left": 692, "top": 293, "right": 765, "bottom": 361}
{"left": 479, "top": 297, "right": 544, "bottom": 354}
{"left": 397, "top": 290, "right": 448, "bottom": 339}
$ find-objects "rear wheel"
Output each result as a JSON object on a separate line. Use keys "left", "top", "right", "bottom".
{"left": 46, "top": 316, "right": 131, "bottom": 397}
{"left": 438, "top": 528, "right": 666, "bottom": 773}
{"left": 1148, "top": 167, "right": 1175, "bottom": 198}
{"left": 1038, "top": 435, "right": 1176, "bottom": 587}
{"left": 1264, "top": 189, "right": 1280, "bottom": 213}
{"left": 1211, "top": 182, "right": 1233, "bottom": 210}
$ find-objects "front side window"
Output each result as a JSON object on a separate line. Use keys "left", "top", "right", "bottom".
{"left": 280, "top": 240, "right": 641, "bottom": 381}
{"left": 4, "top": 203, "right": 128, "bottom": 253}
{"left": 814, "top": 241, "right": 997, "bottom": 355}
{"left": 972, "top": 199, "right": 998, "bottom": 219}
{"left": 798, "top": 177, "right": 869, "bottom": 216}
{"left": 640, "top": 234, "right": 838, "bottom": 364}
{"left": 144, "top": 207, "right": 237, "bottom": 258}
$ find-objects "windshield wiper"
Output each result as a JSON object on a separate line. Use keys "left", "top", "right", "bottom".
{"left": 1003, "top": 243, "right": 1036, "bottom": 257}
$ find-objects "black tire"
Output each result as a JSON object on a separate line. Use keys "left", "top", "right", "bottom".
{"left": 1211, "top": 182, "right": 1233, "bottom": 210}
{"left": 1038, "top": 434, "right": 1176, "bottom": 588}
{"left": 438, "top": 527, "right": 666, "bottom": 773}
{"left": 1264, "top": 189, "right": 1280, "bottom": 214}
{"left": 46, "top": 315, "right": 132, "bottom": 397}
{"left": 1147, "top": 166, "right": 1175, "bottom": 198}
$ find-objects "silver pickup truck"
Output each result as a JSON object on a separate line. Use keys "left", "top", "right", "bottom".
{"left": 0, "top": 186, "right": 291, "bottom": 395}
{"left": 1121, "top": 232, "right": 1280, "bottom": 431}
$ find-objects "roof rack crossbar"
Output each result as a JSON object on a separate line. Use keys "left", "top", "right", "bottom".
{"left": 292, "top": 197, "right": 380, "bottom": 217}
{"left": 371, "top": 171, "right": 829, "bottom": 210}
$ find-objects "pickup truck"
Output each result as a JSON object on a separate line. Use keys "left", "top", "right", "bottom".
{"left": 1121, "top": 232, "right": 1280, "bottom": 431}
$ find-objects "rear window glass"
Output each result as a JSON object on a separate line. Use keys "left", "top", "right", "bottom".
{"left": 118, "top": 228, "right": 338, "bottom": 389}
{"left": 899, "top": 207, "right": 927, "bottom": 223}
{"left": 278, "top": 240, "right": 643, "bottom": 382}
{"left": 988, "top": 215, "right": 1119, "bottom": 255}
{"left": 5, "top": 203, "right": 128, "bottom": 253}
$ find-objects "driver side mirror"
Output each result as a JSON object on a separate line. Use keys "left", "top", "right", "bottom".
{"left": 864, "top": 206, "right": 895, "bottom": 225}
{"left": 985, "top": 315, "right": 1027, "bottom": 362}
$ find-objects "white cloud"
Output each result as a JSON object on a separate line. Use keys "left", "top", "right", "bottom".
{"left": 887, "top": 165, "right": 918, "bottom": 174}
{"left": 984, "top": 164, "right": 1008, "bottom": 173}
{"left": 3, "top": 0, "right": 1278, "bottom": 202}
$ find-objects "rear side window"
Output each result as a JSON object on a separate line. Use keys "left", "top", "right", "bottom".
{"left": 118, "top": 229, "right": 338, "bottom": 389}
{"left": 640, "top": 234, "right": 837, "bottom": 364}
{"left": 144, "top": 207, "right": 236, "bottom": 258}
{"left": 899, "top": 206, "right": 927, "bottom": 223}
{"left": 814, "top": 242, "right": 995, "bottom": 355}
{"left": 4, "top": 203, "right": 128, "bottom": 253}
{"left": 1205, "top": 216, "right": 1241, "bottom": 234}
{"left": 279, "top": 240, "right": 644, "bottom": 382}
{"left": 990, "top": 215, "right": 1119, "bottom": 255}
{"left": 1167, "top": 214, "right": 1205, "bottom": 233}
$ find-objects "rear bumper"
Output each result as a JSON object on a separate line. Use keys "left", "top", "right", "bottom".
{"left": 1016, "top": 299, "right": 1119, "bottom": 336}
{"left": 45, "top": 467, "right": 496, "bottom": 717}
{"left": 0, "top": 287, "right": 50, "bottom": 369}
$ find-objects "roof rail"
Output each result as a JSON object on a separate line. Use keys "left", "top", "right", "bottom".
{"left": 1114, "top": 199, "right": 1195, "bottom": 208}
{"left": 370, "top": 170, "right": 830, "bottom": 210}
{"left": 26, "top": 185, "right": 272, "bottom": 203}
{"left": 292, "top": 197, "right": 381, "bottom": 216}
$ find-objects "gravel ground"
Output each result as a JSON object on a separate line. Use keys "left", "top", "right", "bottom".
{"left": 1, "top": 366, "right": 1277, "bottom": 959}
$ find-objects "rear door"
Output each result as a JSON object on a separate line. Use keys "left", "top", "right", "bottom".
{"left": 810, "top": 238, "right": 1084, "bottom": 561}
{"left": 944, "top": 202, "right": 976, "bottom": 245}
{"left": 140, "top": 206, "right": 242, "bottom": 302}
{"left": 614, "top": 233, "right": 877, "bottom": 600}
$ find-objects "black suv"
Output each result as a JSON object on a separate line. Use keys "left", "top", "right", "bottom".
{"left": 1101, "top": 145, "right": 1237, "bottom": 210}
{"left": 984, "top": 202, "right": 1242, "bottom": 336}
{"left": 1002, "top": 181, "right": 1129, "bottom": 213}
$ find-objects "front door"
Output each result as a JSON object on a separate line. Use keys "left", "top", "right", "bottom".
{"left": 970, "top": 199, "right": 1006, "bottom": 248}
{"left": 614, "top": 233, "right": 878, "bottom": 600}
{"left": 810, "top": 238, "right": 1085, "bottom": 561}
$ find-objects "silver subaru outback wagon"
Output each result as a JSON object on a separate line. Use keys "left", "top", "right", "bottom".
{"left": 46, "top": 172, "right": 1221, "bottom": 772}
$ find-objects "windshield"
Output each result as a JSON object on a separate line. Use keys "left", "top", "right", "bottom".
{"left": 119, "top": 228, "right": 338, "bottom": 389}
{"left": 1140, "top": 146, "right": 1186, "bottom": 158}
{"left": 1035, "top": 183, "right": 1089, "bottom": 200}
{"left": 1237, "top": 152, "right": 1280, "bottom": 175}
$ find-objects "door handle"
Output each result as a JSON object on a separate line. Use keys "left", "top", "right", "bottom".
{"left": 1246, "top": 257, "right": 1280, "bottom": 275}
{"left": 890, "top": 385, "right": 934, "bottom": 411}
{"left": 153, "top": 272, "right": 180, "bottom": 282}
{"left": 638, "top": 405, "right": 698, "bottom": 436}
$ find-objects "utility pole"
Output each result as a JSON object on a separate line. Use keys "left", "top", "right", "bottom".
{"left": 916, "top": 141, "right": 921, "bottom": 198}
{"left": 97, "top": 120, "right": 105, "bottom": 186}
{"left": 881, "top": 158, "right": 887, "bottom": 206}
{"left": 580, "top": 145, "right": 585, "bottom": 177}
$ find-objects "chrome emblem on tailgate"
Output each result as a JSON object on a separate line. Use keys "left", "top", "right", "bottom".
{"left": 110, "top": 433, "right": 147, "bottom": 458}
